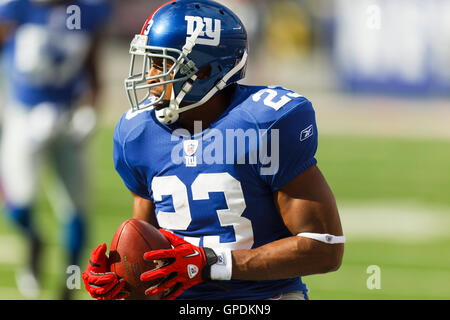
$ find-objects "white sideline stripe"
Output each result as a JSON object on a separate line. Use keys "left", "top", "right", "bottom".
{"left": 339, "top": 203, "right": 450, "bottom": 243}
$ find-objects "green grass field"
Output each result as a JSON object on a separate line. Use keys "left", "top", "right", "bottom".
{"left": 0, "top": 125, "right": 449, "bottom": 300}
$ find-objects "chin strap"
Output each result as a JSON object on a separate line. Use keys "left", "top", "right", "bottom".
{"left": 156, "top": 50, "right": 248, "bottom": 124}
{"left": 154, "top": 21, "right": 203, "bottom": 124}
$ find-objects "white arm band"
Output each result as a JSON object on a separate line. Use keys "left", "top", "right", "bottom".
{"left": 297, "top": 232, "right": 346, "bottom": 244}
{"left": 209, "top": 248, "right": 232, "bottom": 281}
{"left": 208, "top": 233, "right": 344, "bottom": 281}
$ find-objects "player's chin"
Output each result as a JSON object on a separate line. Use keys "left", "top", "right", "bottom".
{"left": 154, "top": 100, "right": 170, "bottom": 111}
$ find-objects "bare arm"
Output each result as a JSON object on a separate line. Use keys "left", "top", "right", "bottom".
{"left": 231, "top": 165, "right": 344, "bottom": 280}
{"left": 130, "top": 166, "right": 344, "bottom": 281}
{"left": 131, "top": 192, "right": 159, "bottom": 229}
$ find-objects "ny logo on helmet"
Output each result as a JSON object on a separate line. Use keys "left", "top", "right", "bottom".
{"left": 185, "top": 16, "right": 221, "bottom": 46}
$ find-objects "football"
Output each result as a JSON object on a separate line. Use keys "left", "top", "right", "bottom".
{"left": 109, "top": 219, "right": 171, "bottom": 300}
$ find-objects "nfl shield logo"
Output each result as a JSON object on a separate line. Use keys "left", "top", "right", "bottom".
{"left": 184, "top": 140, "right": 199, "bottom": 156}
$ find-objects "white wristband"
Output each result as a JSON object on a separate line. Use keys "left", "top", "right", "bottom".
{"left": 297, "top": 232, "right": 346, "bottom": 244}
{"left": 209, "top": 248, "right": 232, "bottom": 281}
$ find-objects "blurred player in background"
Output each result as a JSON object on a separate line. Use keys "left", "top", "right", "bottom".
{"left": 0, "top": 0, "right": 110, "bottom": 299}
{"left": 83, "top": 0, "right": 344, "bottom": 300}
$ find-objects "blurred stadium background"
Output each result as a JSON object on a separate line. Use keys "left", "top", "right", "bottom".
{"left": 1, "top": 0, "right": 449, "bottom": 300}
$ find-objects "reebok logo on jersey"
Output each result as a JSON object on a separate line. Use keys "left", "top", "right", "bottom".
{"left": 300, "top": 125, "right": 314, "bottom": 141}
{"left": 185, "top": 16, "right": 221, "bottom": 46}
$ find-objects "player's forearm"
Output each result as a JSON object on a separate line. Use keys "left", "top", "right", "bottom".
{"left": 132, "top": 193, "right": 159, "bottom": 228}
{"left": 230, "top": 236, "right": 343, "bottom": 281}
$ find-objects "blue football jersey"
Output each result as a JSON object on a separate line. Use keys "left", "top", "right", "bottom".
{"left": 113, "top": 84, "right": 318, "bottom": 300}
{"left": 0, "top": 0, "right": 111, "bottom": 107}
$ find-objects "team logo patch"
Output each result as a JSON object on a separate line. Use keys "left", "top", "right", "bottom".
{"left": 183, "top": 140, "right": 199, "bottom": 167}
{"left": 185, "top": 16, "right": 221, "bottom": 46}
{"left": 300, "top": 125, "right": 314, "bottom": 141}
{"left": 187, "top": 264, "right": 199, "bottom": 279}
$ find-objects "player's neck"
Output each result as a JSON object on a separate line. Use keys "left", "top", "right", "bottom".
{"left": 177, "top": 86, "right": 234, "bottom": 134}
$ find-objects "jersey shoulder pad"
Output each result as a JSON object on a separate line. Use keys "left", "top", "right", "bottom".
{"left": 114, "top": 107, "right": 156, "bottom": 147}
{"left": 236, "top": 85, "right": 313, "bottom": 129}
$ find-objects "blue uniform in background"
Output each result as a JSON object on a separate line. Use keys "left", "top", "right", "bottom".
{"left": 114, "top": 84, "right": 318, "bottom": 299}
{"left": 0, "top": 0, "right": 111, "bottom": 299}
{"left": 0, "top": 0, "right": 110, "bottom": 107}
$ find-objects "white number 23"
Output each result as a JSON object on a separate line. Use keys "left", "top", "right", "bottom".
{"left": 151, "top": 173, "right": 254, "bottom": 250}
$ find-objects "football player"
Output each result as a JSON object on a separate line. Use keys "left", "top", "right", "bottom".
{"left": 83, "top": 0, "right": 344, "bottom": 300}
{"left": 0, "top": 0, "right": 110, "bottom": 299}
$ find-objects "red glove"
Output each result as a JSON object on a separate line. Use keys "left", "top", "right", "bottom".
{"left": 82, "top": 243, "right": 130, "bottom": 300}
{"left": 140, "top": 229, "right": 218, "bottom": 300}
